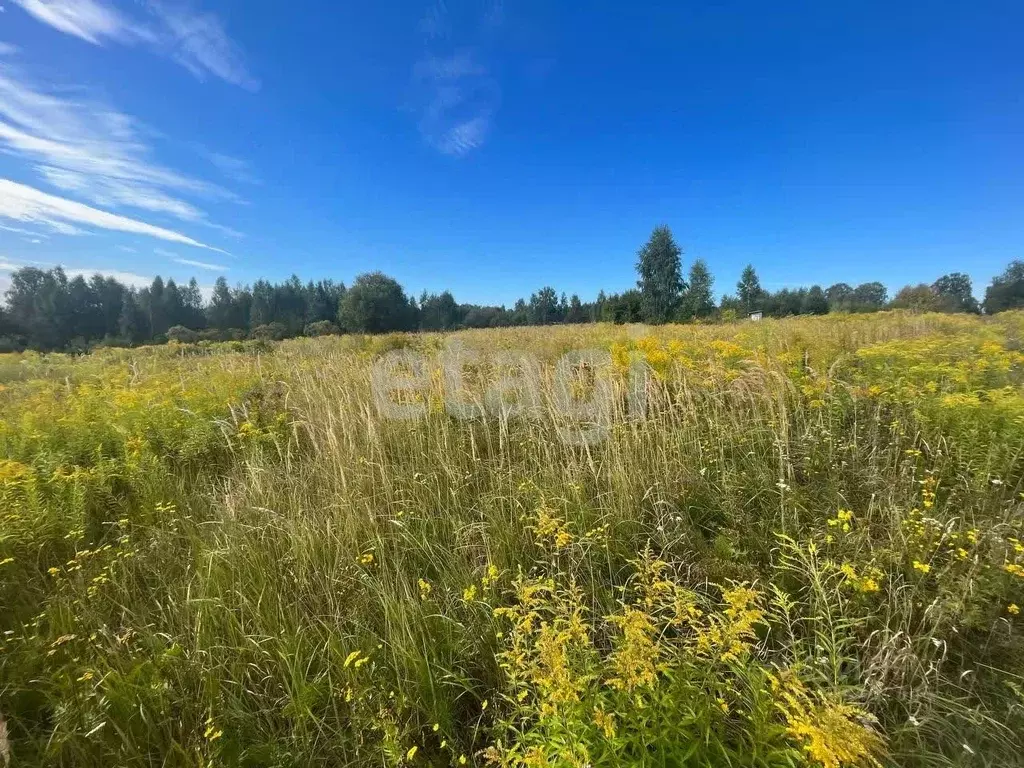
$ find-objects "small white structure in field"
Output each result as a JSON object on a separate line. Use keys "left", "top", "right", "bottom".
{"left": 749, "top": 311, "right": 763, "bottom": 321}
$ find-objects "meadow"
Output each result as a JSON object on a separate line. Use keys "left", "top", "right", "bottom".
{"left": 1, "top": 311, "right": 1023, "bottom": 767}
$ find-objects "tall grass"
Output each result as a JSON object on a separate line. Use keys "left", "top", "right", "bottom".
{"left": 1, "top": 312, "right": 1023, "bottom": 766}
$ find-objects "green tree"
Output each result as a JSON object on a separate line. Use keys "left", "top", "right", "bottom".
{"left": 566, "top": 294, "right": 585, "bottom": 324}
{"left": 118, "top": 291, "right": 147, "bottom": 345}
{"left": 737, "top": 264, "right": 763, "bottom": 313}
{"left": 983, "top": 260, "right": 1024, "bottom": 314}
{"left": 338, "top": 272, "right": 414, "bottom": 333}
{"left": 305, "top": 280, "right": 345, "bottom": 325}
{"left": 208, "top": 277, "right": 236, "bottom": 330}
{"left": 682, "top": 259, "right": 715, "bottom": 319}
{"left": 636, "top": 226, "right": 685, "bottom": 323}
{"left": 593, "top": 290, "right": 607, "bottom": 322}
{"left": 249, "top": 279, "right": 276, "bottom": 328}
{"left": 4, "top": 267, "right": 69, "bottom": 350}
{"left": 528, "top": 287, "right": 561, "bottom": 324}
{"left": 851, "top": 282, "right": 887, "bottom": 312}
{"left": 601, "top": 290, "right": 643, "bottom": 324}
{"left": 932, "top": 272, "right": 978, "bottom": 313}
{"left": 801, "top": 285, "right": 829, "bottom": 315}
{"left": 891, "top": 284, "right": 939, "bottom": 312}
{"left": 419, "top": 290, "right": 460, "bottom": 330}
{"left": 825, "top": 283, "right": 854, "bottom": 311}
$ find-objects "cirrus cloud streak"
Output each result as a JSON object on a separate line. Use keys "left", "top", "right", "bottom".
{"left": 0, "top": 178, "right": 224, "bottom": 251}
{"left": 9, "top": 0, "right": 258, "bottom": 90}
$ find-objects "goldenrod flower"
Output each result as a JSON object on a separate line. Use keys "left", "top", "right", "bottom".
{"left": 418, "top": 579, "right": 432, "bottom": 600}
{"left": 593, "top": 707, "right": 616, "bottom": 738}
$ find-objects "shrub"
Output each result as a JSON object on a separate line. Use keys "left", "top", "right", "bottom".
{"left": 251, "top": 322, "right": 288, "bottom": 341}
{"left": 304, "top": 320, "right": 340, "bottom": 337}
{"left": 166, "top": 325, "right": 200, "bottom": 344}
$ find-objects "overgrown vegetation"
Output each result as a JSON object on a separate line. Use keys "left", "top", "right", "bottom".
{"left": 2, "top": 311, "right": 1024, "bottom": 767}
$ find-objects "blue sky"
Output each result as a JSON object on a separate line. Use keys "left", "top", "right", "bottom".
{"left": 0, "top": 0, "right": 1021, "bottom": 305}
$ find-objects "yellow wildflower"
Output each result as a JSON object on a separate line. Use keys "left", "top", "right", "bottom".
{"left": 593, "top": 707, "right": 616, "bottom": 738}
{"left": 606, "top": 605, "right": 660, "bottom": 691}
{"left": 418, "top": 579, "right": 432, "bottom": 600}
{"left": 482, "top": 564, "right": 500, "bottom": 589}
{"left": 774, "top": 671, "right": 884, "bottom": 768}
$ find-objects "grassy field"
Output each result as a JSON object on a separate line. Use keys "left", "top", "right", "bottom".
{"left": 2, "top": 311, "right": 1024, "bottom": 767}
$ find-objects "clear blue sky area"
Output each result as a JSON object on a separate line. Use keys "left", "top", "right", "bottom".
{"left": 1, "top": 0, "right": 1021, "bottom": 304}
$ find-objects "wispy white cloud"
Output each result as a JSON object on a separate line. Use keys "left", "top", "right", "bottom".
{"left": 0, "top": 255, "right": 54, "bottom": 274}
{"left": 65, "top": 267, "right": 153, "bottom": 289}
{"left": 34, "top": 165, "right": 206, "bottom": 220}
{"left": 413, "top": 51, "right": 498, "bottom": 156}
{"left": 412, "top": 2, "right": 505, "bottom": 156}
{"left": 0, "top": 178, "right": 223, "bottom": 250}
{"left": 0, "top": 222, "right": 46, "bottom": 237}
{"left": 205, "top": 221, "right": 244, "bottom": 239}
{"left": 0, "top": 42, "right": 18, "bottom": 56}
{"left": 0, "top": 63, "right": 245, "bottom": 237}
{"left": 170, "top": 256, "right": 226, "bottom": 272}
{"left": 206, "top": 151, "right": 259, "bottom": 185}
{"left": 9, "top": 0, "right": 258, "bottom": 90}
{"left": 8, "top": 0, "right": 150, "bottom": 45}
{"left": 148, "top": 2, "right": 259, "bottom": 91}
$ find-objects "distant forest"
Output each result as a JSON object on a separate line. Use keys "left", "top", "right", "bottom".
{"left": 2, "top": 226, "right": 1023, "bottom": 352}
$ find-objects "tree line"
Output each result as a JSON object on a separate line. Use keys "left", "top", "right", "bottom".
{"left": 1, "top": 226, "right": 1022, "bottom": 352}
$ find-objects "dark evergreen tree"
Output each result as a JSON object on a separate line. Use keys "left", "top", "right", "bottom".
{"left": 636, "top": 226, "right": 685, "bottom": 323}
{"left": 566, "top": 294, "right": 585, "bottom": 324}
{"left": 737, "top": 264, "right": 764, "bottom": 313}
{"left": 118, "top": 291, "right": 147, "bottom": 345}
{"left": 419, "top": 291, "right": 460, "bottom": 330}
{"left": 682, "top": 259, "right": 715, "bottom": 319}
